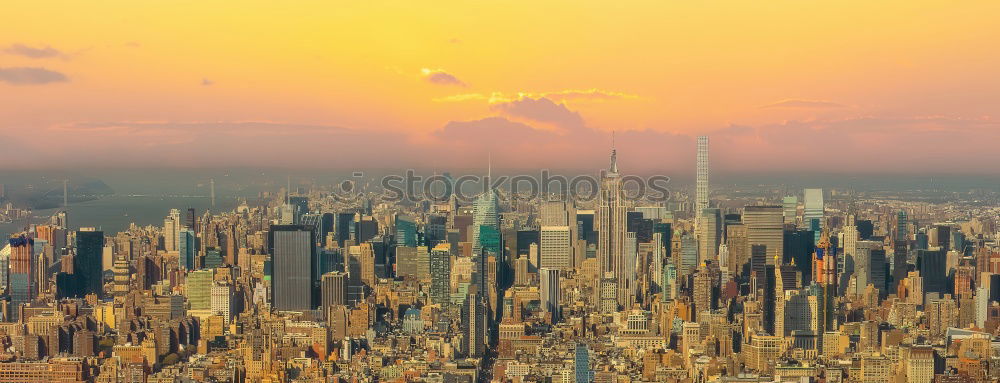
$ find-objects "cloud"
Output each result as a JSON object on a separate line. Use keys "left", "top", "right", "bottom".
{"left": 760, "top": 99, "right": 848, "bottom": 109}
{"left": 201, "top": 78, "right": 214, "bottom": 86}
{"left": 3, "top": 44, "right": 66, "bottom": 59}
{"left": 437, "top": 117, "right": 549, "bottom": 143}
{"left": 421, "top": 68, "right": 466, "bottom": 86}
{"left": 0, "top": 67, "right": 69, "bottom": 85}
{"left": 540, "top": 89, "right": 640, "bottom": 102}
{"left": 490, "top": 97, "right": 585, "bottom": 131}
{"left": 434, "top": 89, "right": 639, "bottom": 104}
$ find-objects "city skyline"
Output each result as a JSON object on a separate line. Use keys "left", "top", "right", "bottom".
{"left": 3, "top": 1, "right": 1000, "bottom": 172}
{"left": 1, "top": 2, "right": 999, "bottom": 382}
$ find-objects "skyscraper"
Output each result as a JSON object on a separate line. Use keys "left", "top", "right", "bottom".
{"left": 8, "top": 236, "right": 34, "bottom": 320}
{"left": 269, "top": 224, "right": 317, "bottom": 311}
{"left": 895, "top": 210, "right": 908, "bottom": 239}
{"left": 696, "top": 136, "right": 709, "bottom": 221}
{"left": 321, "top": 271, "right": 347, "bottom": 308}
{"left": 803, "top": 189, "right": 824, "bottom": 243}
{"left": 462, "top": 291, "right": 487, "bottom": 357}
{"left": 693, "top": 264, "right": 713, "bottom": 320}
{"left": 178, "top": 229, "right": 196, "bottom": 270}
{"left": 75, "top": 229, "right": 104, "bottom": 297}
{"left": 539, "top": 226, "right": 572, "bottom": 271}
{"left": 782, "top": 196, "right": 798, "bottom": 225}
{"left": 186, "top": 269, "right": 214, "bottom": 311}
{"left": 698, "top": 208, "right": 721, "bottom": 264}
{"left": 539, "top": 268, "right": 560, "bottom": 323}
{"left": 395, "top": 214, "right": 417, "bottom": 247}
{"left": 744, "top": 206, "right": 784, "bottom": 265}
{"left": 429, "top": 243, "right": 452, "bottom": 305}
{"left": 575, "top": 343, "right": 591, "bottom": 383}
{"left": 471, "top": 173, "right": 499, "bottom": 256}
{"left": 163, "top": 209, "right": 181, "bottom": 252}
{"left": 597, "top": 144, "right": 628, "bottom": 309}
{"left": 917, "top": 249, "right": 946, "bottom": 295}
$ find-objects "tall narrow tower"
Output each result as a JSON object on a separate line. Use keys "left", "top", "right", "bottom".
{"left": 63, "top": 180, "right": 68, "bottom": 207}
{"left": 210, "top": 178, "right": 216, "bottom": 207}
{"left": 696, "top": 136, "right": 709, "bottom": 221}
{"left": 597, "top": 140, "right": 630, "bottom": 309}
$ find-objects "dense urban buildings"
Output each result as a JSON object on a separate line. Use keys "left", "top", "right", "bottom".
{"left": 0, "top": 138, "right": 998, "bottom": 383}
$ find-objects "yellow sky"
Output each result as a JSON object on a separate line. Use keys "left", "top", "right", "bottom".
{"left": 2, "top": 1, "right": 999, "bottom": 171}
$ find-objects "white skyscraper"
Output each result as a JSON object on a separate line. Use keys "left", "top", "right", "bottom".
{"left": 597, "top": 144, "right": 628, "bottom": 309}
{"left": 696, "top": 136, "right": 709, "bottom": 221}
{"left": 804, "top": 188, "right": 824, "bottom": 243}
{"left": 163, "top": 208, "right": 181, "bottom": 252}
{"left": 211, "top": 283, "right": 235, "bottom": 324}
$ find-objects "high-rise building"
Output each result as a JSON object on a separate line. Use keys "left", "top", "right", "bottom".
{"left": 662, "top": 262, "right": 677, "bottom": 302}
{"left": 782, "top": 196, "right": 798, "bottom": 225}
{"left": 395, "top": 214, "right": 417, "bottom": 248}
{"left": 726, "top": 223, "right": 748, "bottom": 273}
{"left": 575, "top": 343, "right": 591, "bottom": 383}
{"left": 539, "top": 268, "right": 560, "bottom": 323}
{"left": 462, "top": 291, "right": 487, "bottom": 357}
{"left": 269, "top": 224, "right": 317, "bottom": 311}
{"left": 163, "top": 209, "right": 181, "bottom": 252}
{"left": 8, "top": 236, "right": 34, "bottom": 320}
{"left": 680, "top": 233, "right": 698, "bottom": 276}
{"left": 894, "top": 210, "right": 908, "bottom": 239}
{"left": 395, "top": 246, "right": 430, "bottom": 281}
{"left": 540, "top": 200, "right": 570, "bottom": 226}
{"left": 698, "top": 208, "right": 721, "bottom": 264}
{"left": 75, "top": 229, "right": 104, "bottom": 297}
{"left": 186, "top": 269, "right": 214, "bottom": 311}
{"left": 696, "top": 136, "right": 709, "bottom": 221}
{"left": 916, "top": 249, "right": 946, "bottom": 295}
{"left": 471, "top": 181, "right": 499, "bottom": 256}
{"left": 321, "top": 271, "right": 347, "bottom": 308}
{"left": 693, "top": 264, "right": 713, "bottom": 320}
{"left": 619, "top": 231, "right": 638, "bottom": 308}
{"left": 178, "top": 229, "right": 196, "bottom": 270}
{"left": 539, "top": 226, "right": 572, "bottom": 271}
{"left": 429, "top": 244, "right": 452, "bottom": 305}
{"left": 211, "top": 283, "right": 235, "bottom": 324}
{"left": 744, "top": 206, "right": 784, "bottom": 265}
{"left": 905, "top": 346, "right": 935, "bottom": 383}
{"left": 803, "top": 189, "right": 824, "bottom": 243}
{"left": 598, "top": 145, "right": 628, "bottom": 309}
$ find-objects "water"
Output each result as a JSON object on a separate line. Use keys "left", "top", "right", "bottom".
{"left": 1, "top": 195, "right": 238, "bottom": 237}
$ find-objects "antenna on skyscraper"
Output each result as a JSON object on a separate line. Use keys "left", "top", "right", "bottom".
{"left": 286, "top": 175, "right": 291, "bottom": 204}
{"left": 609, "top": 130, "right": 618, "bottom": 174}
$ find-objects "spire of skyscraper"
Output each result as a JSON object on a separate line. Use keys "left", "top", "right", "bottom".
{"left": 609, "top": 131, "right": 618, "bottom": 174}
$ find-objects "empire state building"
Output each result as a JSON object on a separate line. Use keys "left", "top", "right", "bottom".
{"left": 597, "top": 145, "right": 632, "bottom": 309}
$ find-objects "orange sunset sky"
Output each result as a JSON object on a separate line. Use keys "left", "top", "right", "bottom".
{"left": 2, "top": 1, "right": 999, "bottom": 173}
